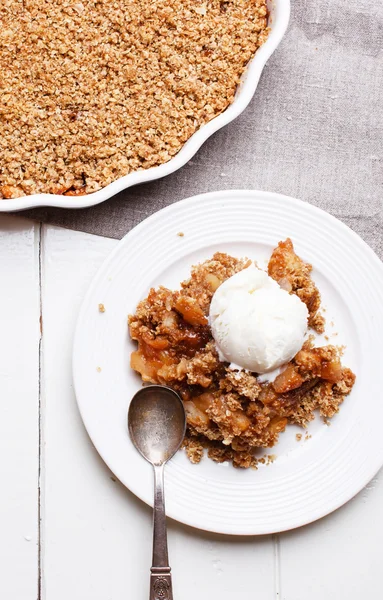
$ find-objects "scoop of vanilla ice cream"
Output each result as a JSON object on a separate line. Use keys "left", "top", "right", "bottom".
{"left": 209, "top": 265, "right": 309, "bottom": 373}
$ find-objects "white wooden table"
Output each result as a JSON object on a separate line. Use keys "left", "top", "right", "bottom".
{"left": 1, "top": 214, "right": 382, "bottom": 600}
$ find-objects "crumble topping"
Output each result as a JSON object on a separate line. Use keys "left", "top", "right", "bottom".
{"left": 0, "top": 0, "right": 268, "bottom": 198}
{"left": 268, "top": 238, "right": 325, "bottom": 333}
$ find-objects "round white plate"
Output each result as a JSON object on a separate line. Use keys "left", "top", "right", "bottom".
{"left": 73, "top": 190, "right": 383, "bottom": 535}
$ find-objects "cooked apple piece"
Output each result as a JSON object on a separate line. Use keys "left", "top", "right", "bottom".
{"left": 212, "top": 396, "right": 251, "bottom": 433}
{"left": 320, "top": 358, "right": 343, "bottom": 383}
{"left": 130, "top": 351, "right": 162, "bottom": 383}
{"left": 232, "top": 410, "right": 252, "bottom": 433}
{"left": 269, "top": 416, "right": 288, "bottom": 434}
{"left": 174, "top": 296, "right": 208, "bottom": 326}
{"left": 184, "top": 400, "right": 211, "bottom": 428}
{"left": 193, "top": 392, "right": 216, "bottom": 412}
{"left": 205, "top": 273, "right": 222, "bottom": 292}
{"left": 295, "top": 348, "right": 343, "bottom": 383}
{"left": 142, "top": 332, "right": 170, "bottom": 350}
{"left": 295, "top": 349, "right": 322, "bottom": 375}
{"left": 259, "top": 385, "right": 279, "bottom": 405}
{"left": 273, "top": 364, "right": 304, "bottom": 394}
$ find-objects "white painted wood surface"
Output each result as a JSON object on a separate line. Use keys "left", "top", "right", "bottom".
{"left": 0, "top": 214, "right": 381, "bottom": 600}
{"left": 0, "top": 217, "right": 40, "bottom": 600}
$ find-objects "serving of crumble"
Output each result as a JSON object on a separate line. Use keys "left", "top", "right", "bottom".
{"left": 128, "top": 239, "right": 356, "bottom": 468}
{"left": 0, "top": 0, "right": 269, "bottom": 199}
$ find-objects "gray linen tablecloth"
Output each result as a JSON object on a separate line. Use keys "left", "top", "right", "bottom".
{"left": 19, "top": 0, "right": 383, "bottom": 258}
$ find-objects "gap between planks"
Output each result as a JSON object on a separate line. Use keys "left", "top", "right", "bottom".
{"left": 273, "top": 534, "right": 281, "bottom": 599}
{"left": 37, "top": 222, "right": 43, "bottom": 600}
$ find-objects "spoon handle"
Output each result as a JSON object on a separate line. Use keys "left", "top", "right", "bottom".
{"left": 150, "top": 464, "right": 173, "bottom": 600}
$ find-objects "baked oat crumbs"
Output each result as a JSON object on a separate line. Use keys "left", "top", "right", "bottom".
{"left": 0, "top": 0, "right": 269, "bottom": 198}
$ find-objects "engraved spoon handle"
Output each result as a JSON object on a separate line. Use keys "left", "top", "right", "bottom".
{"left": 150, "top": 464, "right": 173, "bottom": 600}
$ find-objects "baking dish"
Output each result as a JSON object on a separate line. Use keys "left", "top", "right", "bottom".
{"left": 0, "top": 0, "right": 290, "bottom": 212}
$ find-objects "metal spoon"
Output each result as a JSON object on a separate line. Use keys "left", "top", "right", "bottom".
{"left": 128, "top": 385, "right": 186, "bottom": 600}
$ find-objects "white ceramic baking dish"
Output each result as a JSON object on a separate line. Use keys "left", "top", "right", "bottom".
{"left": 1, "top": 0, "right": 290, "bottom": 212}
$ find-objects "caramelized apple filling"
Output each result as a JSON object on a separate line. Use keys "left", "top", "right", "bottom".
{"left": 129, "top": 243, "right": 355, "bottom": 468}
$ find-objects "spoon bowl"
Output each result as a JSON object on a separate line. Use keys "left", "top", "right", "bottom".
{"left": 128, "top": 385, "right": 186, "bottom": 466}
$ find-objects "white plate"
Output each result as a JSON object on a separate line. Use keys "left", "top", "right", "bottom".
{"left": 1, "top": 0, "right": 289, "bottom": 212}
{"left": 73, "top": 190, "right": 383, "bottom": 535}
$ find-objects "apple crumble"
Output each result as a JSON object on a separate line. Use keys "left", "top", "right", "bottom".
{"left": 0, "top": 0, "right": 268, "bottom": 199}
{"left": 129, "top": 239, "right": 356, "bottom": 468}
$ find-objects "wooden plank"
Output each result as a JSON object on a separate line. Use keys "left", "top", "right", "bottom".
{"left": 0, "top": 216, "right": 40, "bottom": 599}
{"left": 169, "top": 524, "right": 275, "bottom": 599}
{"left": 40, "top": 226, "right": 275, "bottom": 600}
{"left": 279, "top": 469, "right": 383, "bottom": 600}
